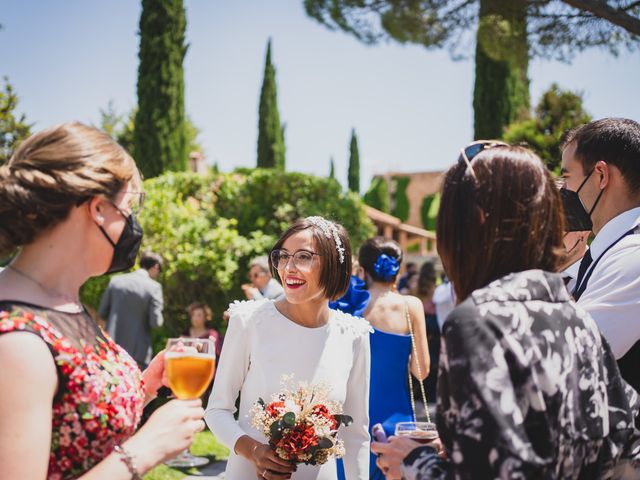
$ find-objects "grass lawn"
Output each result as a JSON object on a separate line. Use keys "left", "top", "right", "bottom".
{"left": 143, "top": 430, "right": 229, "bottom": 480}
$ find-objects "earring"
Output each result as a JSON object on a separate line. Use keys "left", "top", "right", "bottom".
{"left": 97, "top": 215, "right": 104, "bottom": 224}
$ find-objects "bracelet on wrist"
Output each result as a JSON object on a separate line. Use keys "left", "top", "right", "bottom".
{"left": 114, "top": 444, "right": 142, "bottom": 480}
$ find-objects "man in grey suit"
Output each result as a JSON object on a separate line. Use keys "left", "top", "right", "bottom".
{"left": 241, "top": 255, "right": 284, "bottom": 300}
{"left": 99, "top": 251, "right": 164, "bottom": 368}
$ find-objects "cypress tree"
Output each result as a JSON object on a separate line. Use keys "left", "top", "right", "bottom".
{"left": 257, "top": 39, "right": 286, "bottom": 170}
{"left": 329, "top": 156, "right": 335, "bottom": 179}
{"left": 473, "top": 0, "right": 530, "bottom": 139}
{"left": 134, "top": 0, "right": 188, "bottom": 178}
{"left": 348, "top": 129, "right": 360, "bottom": 193}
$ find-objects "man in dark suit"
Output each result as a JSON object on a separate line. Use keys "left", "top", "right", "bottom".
{"left": 99, "top": 251, "right": 164, "bottom": 368}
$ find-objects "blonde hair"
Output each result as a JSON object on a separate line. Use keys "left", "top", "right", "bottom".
{"left": 0, "top": 122, "right": 139, "bottom": 256}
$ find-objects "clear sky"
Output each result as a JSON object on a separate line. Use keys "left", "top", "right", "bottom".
{"left": 2, "top": 0, "right": 639, "bottom": 190}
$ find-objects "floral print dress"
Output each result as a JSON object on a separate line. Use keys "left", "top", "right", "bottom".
{"left": 0, "top": 302, "right": 145, "bottom": 480}
{"left": 401, "top": 270, "right": 640, "bottom": 480}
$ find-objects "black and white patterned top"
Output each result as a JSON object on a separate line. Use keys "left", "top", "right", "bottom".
{"left": 402, "top": 270, "right": 640, "bottom": 480}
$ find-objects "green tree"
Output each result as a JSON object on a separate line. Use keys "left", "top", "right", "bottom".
{"left": 348, "top": 129, "right": 360, "bottom": 193}
{"left": 392, "top": 176, "right": 410, "bottom": 222}
{"left": 100, "top": 103, "right": 201, "bottom": 159}
{"left": 503, "top": 83, "right": 592, "bottom": 172}
{"left": 329, "top": 156, "right": 336, "bottom": 179}
{"left": 134, "top": 0, "right": 188, "bottom": 178}
{"left": 304, "top": 0, "right": 640, "bottom": 139}
{"left": 0, "top": 78, "right": 31, "bottom": 163}
{"left": 257, "top": 39, "right": 286, "bottom": 170}
{"left": 363, "top": 176, "right": 390, "bottom": 213}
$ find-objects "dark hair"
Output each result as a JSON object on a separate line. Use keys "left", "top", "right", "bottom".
{"left": 269, "top": 218, "right": 352, "bottom": 301}
{"left": 563, "top": 118, "right": 640, "bottom": 194}
{"left": 0, "top": 122, "right": 138, "bottom": 257}
{"left": 437, "top": 145, "right": 564, "bottom": 302}
{"left": 417, "top": 262, "right": 436, "bottom": 297}
{"left": 140, "top": 251, "right": 163, "bottom": 270}
{"left": 359, "top": 236, "right": 403, "bottom": 283}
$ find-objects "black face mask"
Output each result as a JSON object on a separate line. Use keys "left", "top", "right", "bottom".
{"left": 560, "top": 169, "right": 603, "bottom": 232}
{"left": 98, "top": 207, "right": 144, "bottom": 274}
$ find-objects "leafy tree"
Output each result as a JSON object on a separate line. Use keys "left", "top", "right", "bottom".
{"left": 503, "top": 83, "right": 592, "bottom": 172}
{"left": 134, "top": 0, "right": 188, "bottom": 178}
{"left": 348, "top": 128, "right": 360, "bottom": 193}
{"left": 420, "top": 193, "right": 440, "bottom": 231}
{"left": 257, "top": 39, "right": 286, "bottom": 170}
{"left": 0, "top": 77, "right": 31, "bottom": 163}
{"left": 304, "top": 0, "right": 640, "bottom": 138}
{"left": 363, "top": 176, "right": 391, "bottom": 213}
{"left": 392, "top": 176, "right": 410, "bottom": 222}
{"left": 329, "top": 156, "right": 336, "bottom": 179}
{"left": 100, "top": 102, "right": 202, "bottom": 159}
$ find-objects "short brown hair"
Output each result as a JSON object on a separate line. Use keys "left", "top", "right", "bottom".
{"left": 269, "top": 218, "right": 352, "bottom": 301}
{"left": 0, "top": 122, "right": 138, "bottom": 257}
{"left": 437, "top": 145, "right": 564, "bottom": 302}
{"left": 563, "top": 118, "right": 640, "bottom": 194}
{"left": 187, "top": 302, "right": 213, "bottom": 322}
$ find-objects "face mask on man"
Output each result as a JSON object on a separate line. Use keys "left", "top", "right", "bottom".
{"left": 559, "top": 169, "right": 604, "bottom": 232}
{"left": 97, "top": 203, "right": 144, "bottom": 274}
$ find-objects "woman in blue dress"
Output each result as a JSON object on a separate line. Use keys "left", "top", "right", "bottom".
{"left": 335, "top": 237, "right": 430, "bottom": 479}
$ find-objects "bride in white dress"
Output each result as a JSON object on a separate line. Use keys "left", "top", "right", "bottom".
{"left": 205, "top": 217, "right": 371, "bottom": 480}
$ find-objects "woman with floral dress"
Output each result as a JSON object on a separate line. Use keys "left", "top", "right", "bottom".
{"left": 372, "top": 144, "right": 640, "bottom": 479}
{"left": 0, "top": 123, "right": 205, "bottom": 479}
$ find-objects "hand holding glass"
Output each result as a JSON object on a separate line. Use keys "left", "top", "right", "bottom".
{"left": 164, "top": 337, "right": 216, "bottom": 467}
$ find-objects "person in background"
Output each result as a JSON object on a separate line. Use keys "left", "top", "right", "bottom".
{"left": 432, "top": 275, "right": 454, "bottom": 331}
{"left": 184, "top": 302, "right": 223, "bottom": 360}
{"left": 355, "top": 237, "right": 430, "bottom": 479}
{"left": 396, "top": 262, "right": 417, "bottom": 292}
{"left": 0, "top": 122, "right": 204, "bottom": 480}
{"left": 241, "top": 255, "right": 284, "bottom": 300}
{"left": 373, "top": 143, "right": 640, "bottom": 479}
{"left": 413, "top": 262, "right": 440, "bottom": 400}
{"left": 99, "top": 251, "right": 164, "bottom": 369}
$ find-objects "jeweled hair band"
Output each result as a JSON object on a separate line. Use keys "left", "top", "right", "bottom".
{"left": 306, "top": 216, "right": 345, "bottom": 264}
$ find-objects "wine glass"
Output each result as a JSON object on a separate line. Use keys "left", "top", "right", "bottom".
{"left": 394, "top": 421, "right": 438, "bottom": 443}
{"left": 164, "top": 337, "right": 216, "bottom": 468}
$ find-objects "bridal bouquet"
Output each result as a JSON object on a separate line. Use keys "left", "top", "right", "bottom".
{"left": 250, "top": 375, "right": 353, "bottom": 465}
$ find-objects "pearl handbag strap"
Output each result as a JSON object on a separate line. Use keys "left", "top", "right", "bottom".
{"left": 405, "top": 300, "right": 431, "bottom": 423}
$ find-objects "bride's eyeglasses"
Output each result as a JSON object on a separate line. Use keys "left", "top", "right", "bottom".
{"left": 270, "top": 249, "right": 321, "bottom": 271}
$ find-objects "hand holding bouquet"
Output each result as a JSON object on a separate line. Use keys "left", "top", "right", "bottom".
{"left": 250, "top": 375, "right": 352, "bottom": 466}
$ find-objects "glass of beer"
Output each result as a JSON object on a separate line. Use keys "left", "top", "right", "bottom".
{"left": 395, "top": 421, "right": 439, "bottom": 443}
{"left": 164, "top": 337, "right": 216, "bottom": 468}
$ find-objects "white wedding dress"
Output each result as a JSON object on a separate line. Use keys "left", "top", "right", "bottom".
{"left": 205, "top": 299, "right": 371, "bottom": 479}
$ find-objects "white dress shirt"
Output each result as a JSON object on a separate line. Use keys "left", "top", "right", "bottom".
{"left": 433, "top": 282, "right": 455, "bottom": 330}
{"left": 205, "top": 299, "right": 371, "bottom": 479}
{"left": 576, "top": 206, "right": 640, "bottom": 359}
{"left": 562, "top": 258, "right": 582, "bottom": 293}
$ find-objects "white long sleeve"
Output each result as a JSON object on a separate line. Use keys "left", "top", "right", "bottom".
{"left": 341, "top": 327, "right": 371, "bottom": 479}
{"left": 204, "top": 300, "right": 256, "bottom": 450}
{"left": 204, "top": 300, "right": 371, "bottom": 479}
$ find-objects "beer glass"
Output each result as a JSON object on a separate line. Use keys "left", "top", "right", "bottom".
{"left": 164, "top": 337, "right": 216, "bottom": 468}
{"left": 395, "top": 421, "right": 438, "bottom": 443}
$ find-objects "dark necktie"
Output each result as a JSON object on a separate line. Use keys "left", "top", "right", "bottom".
{"left": 572, "top": 249, "right": 593, "bottom": 295}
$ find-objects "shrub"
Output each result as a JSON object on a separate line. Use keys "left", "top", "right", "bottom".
{"left": 82, "top": 169, "right": 375, "bottom": 351}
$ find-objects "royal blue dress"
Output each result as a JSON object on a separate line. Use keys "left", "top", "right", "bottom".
{"left": 336, "top": 326, "right": 414, "bottom": 479}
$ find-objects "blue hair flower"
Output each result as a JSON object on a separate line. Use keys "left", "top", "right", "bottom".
{"left": 373, "top": 253, "right": 400, "bottom": 282}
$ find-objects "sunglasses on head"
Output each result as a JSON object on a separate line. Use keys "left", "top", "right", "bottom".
{"left": 459, "top": 140, "right": 508, "bottom": 179}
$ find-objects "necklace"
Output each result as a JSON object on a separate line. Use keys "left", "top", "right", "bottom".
{"left": 8, "top": 264, "right": 83, "bottom": 312}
